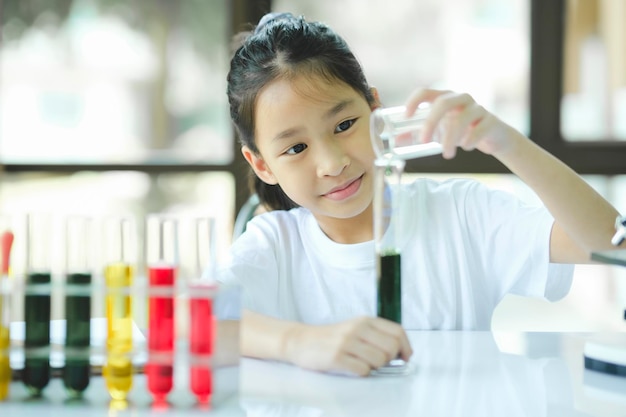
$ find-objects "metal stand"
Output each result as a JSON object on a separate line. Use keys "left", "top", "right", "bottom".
{"left": 586, "top": 225, "right": 626, "bottom": 378}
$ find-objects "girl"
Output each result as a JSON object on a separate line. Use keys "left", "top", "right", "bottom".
{"left": 220, "top": 12, "right": 623, "bottom": 376}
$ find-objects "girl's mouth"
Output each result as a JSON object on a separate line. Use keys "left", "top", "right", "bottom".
{"left": 323, "top": 175, "right": 363, "bottom": 201}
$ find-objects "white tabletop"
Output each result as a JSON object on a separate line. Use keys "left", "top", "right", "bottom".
{"left": 2, "top": 331, "right": 625, "bottom": 416}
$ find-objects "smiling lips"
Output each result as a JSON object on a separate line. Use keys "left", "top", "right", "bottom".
{"left": 323, "top": 176, "right": 363, "bottom": 201}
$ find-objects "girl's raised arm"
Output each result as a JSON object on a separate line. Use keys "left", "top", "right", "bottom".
{"left": 405, "top": 88, "right": 623, "bottom": 263}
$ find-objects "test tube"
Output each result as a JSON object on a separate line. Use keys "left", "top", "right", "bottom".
{"left": 146, "top": 215, "right": 178, "bottom": 403}
{"left": 372, "top": 158, "right": 409, "bottom": 376}
{"left": 373, "top": 158, "right": 405, "bottom": 324}
{"left": 189, "top": 217, "right": 217, "bottom": 404}
{"left": 103, "top": 217, "right": 135, "bottom": 401}
{"left": 63, "top": 216, "right": 92, "bottom": 396}
{"left": 0, "top": 222, "right": 14, "bottom": 401}
{"left": 23, "top": 213, "right": 52, "bottom": 396}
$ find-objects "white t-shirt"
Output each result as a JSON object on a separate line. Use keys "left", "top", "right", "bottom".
{"left": 217, "top": 178, "right": 574, "bottom": 330}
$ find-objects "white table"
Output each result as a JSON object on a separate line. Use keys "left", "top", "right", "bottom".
{"left": 2, "top": 331, "right": 625, "bottom": 416}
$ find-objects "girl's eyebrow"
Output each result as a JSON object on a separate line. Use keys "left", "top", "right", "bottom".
{"left": 271, "top": 99, "right": 356, "bottom": 142}
{"left": 324, "top": 99, "right": 354, "bottom": 120}
{"left": 272, "top": 127, "right": 303, "bottom": 142}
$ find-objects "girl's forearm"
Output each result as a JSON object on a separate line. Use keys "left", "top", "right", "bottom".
{"left": 241, "top": 309, "right": 301, "bottom": 361}
{"left": 494, "top": 131, "right": 621, "bottom": 261}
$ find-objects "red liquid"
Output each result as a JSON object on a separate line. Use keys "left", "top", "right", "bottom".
{"left": 147, "top": 265, "right": 176, "bottom": 402}
{"left": 190, "top": 294, "right": 215, "bottom": 403}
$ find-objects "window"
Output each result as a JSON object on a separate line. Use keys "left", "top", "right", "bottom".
{"left": 1, "top": 0, "right": 231, "bottom": 164}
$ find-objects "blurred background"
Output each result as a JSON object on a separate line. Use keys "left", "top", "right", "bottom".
{"left": 0, "top": 0, "right": 625, "bottom": 331}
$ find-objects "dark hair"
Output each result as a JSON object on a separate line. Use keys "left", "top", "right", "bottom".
{"left": 227, "top": 12, "right": 375, "bottom": 211}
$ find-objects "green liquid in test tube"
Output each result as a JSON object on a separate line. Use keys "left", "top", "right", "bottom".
{"left": 24, "top": 271, "right": 51, "bottom": 396}
{"left": 373, "top": 158, "right": 405, "bottom": 325}
{"left": 23, "top": 214, "right": 52, "bottom": 396}
{"left": 377, "top": 251, "right": 402, "bottom": 323}
{"left": 64, "top": 273, "right": 91, "bottom": 395}
{"left": 63, "top": 215, "right": 93, "bottom": 396}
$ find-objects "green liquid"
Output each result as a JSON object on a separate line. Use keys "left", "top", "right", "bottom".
{"left": 64, "top": 272, "right": 92, "bottom": 396}
{"left": 377, "top": 252, "right": 402, "bottom": 324}
{"left": 24, "top": 272, "right": 51, "bottom": 396}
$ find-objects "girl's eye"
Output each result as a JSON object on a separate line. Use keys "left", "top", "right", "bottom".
{"left": 286, "top": 143, "right": 307, "bottom": 155}
{"left": 335, "top": 118, "right": 357, "bottom": 133}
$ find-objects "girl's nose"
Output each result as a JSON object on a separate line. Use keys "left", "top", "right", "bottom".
{"left": 315, "top": 139, "right": 350, "bottom": 177}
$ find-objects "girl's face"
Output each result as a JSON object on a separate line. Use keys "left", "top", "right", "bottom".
{"left": 243, "top": 74, "right": 378, "bottom": 241}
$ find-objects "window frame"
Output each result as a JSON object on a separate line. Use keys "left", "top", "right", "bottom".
{"left": 528, "top": 0, "right": 626, "bottom": 174}
{"left": 2, "top": 0, "right": 623, "bottom": 220}
{"left": 0, "top": 0, "right": 270, "bottom": 217}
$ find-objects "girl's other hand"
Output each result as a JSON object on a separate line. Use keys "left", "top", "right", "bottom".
{"left": 282, "top": 316, "right": 412, "bottom": 376}
{"left": 405, "top": 88, "right": 520, "bottom": 160}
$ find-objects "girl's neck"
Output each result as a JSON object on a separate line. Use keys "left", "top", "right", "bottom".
{"left": 314, "top": 204, "right": 373, "bottom": 244}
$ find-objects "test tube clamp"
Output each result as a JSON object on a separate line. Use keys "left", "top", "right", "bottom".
{"left": 585, "top": 215, "right": 626, "bottom": 378}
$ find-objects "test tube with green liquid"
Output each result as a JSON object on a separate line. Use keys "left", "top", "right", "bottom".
{"left": 103, "top": 217, "right": 135, "bottom": 401}
{"left": 63, "top": 216, "right": 92, "bottom": 396}
{"left": 372, "top": 158, "right": 408, "bottom": 375}
{"left": 23, "top": 213, "right": 52, "bottom": 396}
{"left": 373, "top": 158, "right": 405, "bottom": 324}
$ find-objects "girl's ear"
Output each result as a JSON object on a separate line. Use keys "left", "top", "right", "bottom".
{"left": 241, "top": 146, "right": 278, "bottom": 185}
{"left": 370, "top": 87, "right": 382, "bottom": 110}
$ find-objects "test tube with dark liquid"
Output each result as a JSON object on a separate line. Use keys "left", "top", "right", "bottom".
{"left": 146, "top": 216, "right": 178, "bottom": 403}
{"left": 373, "top": 158, "right": 404, "bottom": 324}
{"left": 23, "top": 213, "right": 52, "bottom": 395}
{"left": 373, "top": 158, "right": 407, "bottom": 375}
{"left": 103, "top": 217, "right": 135, "bottom": 401}
{"left": 188, "top": 217, "right": 217, "bottom": 404}
{"left": 63, "top": 216, "right": 92, "bottom": 396}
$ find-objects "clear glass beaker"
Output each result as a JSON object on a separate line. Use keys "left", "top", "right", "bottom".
{"left": 370, "top": 104, "right": 442, "bottom": 160}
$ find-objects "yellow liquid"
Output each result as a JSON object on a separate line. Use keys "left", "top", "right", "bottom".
{"left": 104, "top": 263, "right": 133, "bottom": 400}
{"left": 0, "top": 325, "right": 9, "bottom": 401}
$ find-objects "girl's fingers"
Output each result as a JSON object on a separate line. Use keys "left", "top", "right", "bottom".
{"left": 425, "top": 92, "right": 476, "bottom": 143}
{"left": 404, "top": 88, "right": 449, "bottom": 114}
{"left": 343, "top": 336, "right": 390, "bottom": 369}
{"left": 405, "top": 89, "right": 489, "bottom": 159}
{"left": 336, "top": 353, "right": 378, "bottom": 377}
{"left": 296, "top": 317, "right": 413, "bottom": 375}
{"left": 368, "top": 318, "right": 413, "bottom": 360}
{"left": 444, "top": 103, "right": 487, "bottom": 153}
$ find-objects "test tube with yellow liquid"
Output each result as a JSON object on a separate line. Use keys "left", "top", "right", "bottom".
{"left": 0, "top": 227, "right": 14, "bottom": 401}
{"left": 102, "top": 217, "right": 135, "bottom": 401}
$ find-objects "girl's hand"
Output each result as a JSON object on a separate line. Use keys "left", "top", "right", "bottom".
{"left": 405, "top": 88, "right": 520, "bottom": 160}
{"left": 282, "top": 316, "right": 412, "bottom": 376}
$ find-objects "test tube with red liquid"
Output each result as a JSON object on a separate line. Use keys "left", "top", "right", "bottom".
{"left": 146, "top": 216, "right": 178, "bottom": 403}
{"left": 188, "top": 217, "right": 217, "bottom": 404}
